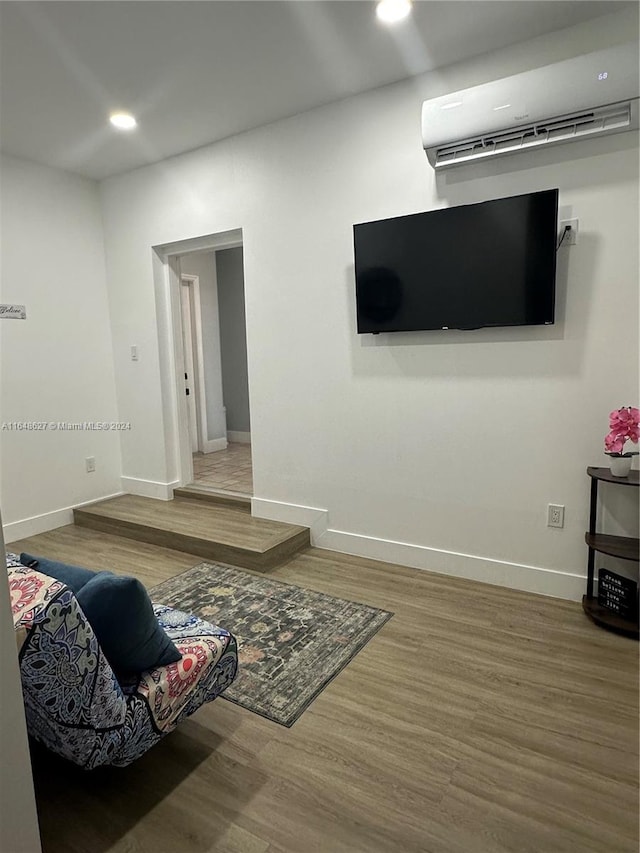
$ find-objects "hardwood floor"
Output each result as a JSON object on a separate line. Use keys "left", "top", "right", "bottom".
{"left": 9, "top": 524, "right": 639, "bottom": 853}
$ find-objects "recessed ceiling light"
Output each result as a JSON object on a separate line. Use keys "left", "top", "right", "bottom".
{"left": 109, "top": 112, "right": 137, "bottom": 131}
{"left": 376, "top": 0, "right": 412, "bottom": 25}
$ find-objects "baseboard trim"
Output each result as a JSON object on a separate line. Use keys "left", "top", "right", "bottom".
{"left": 227, "top": 431, "right": 251, "bottom": 444}
{"left": 202, "top": 438, "right": 228, "bottom": 454}
{"left": 6, "top": 489, "right": 586, "bottom": 600}
{"left": 121, "top": 477, "right": 180, "bottom": 501}
{"left": 251, "top": 498, "right": 328, "bottom": 541}
{"left": 315, "top": 528, "right": 585, "bottom": 601}
{"left": 3, "top": 491, "right": 125, "bottom": 543}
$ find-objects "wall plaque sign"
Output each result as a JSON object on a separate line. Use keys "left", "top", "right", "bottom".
{"left": 0, "top": 304, "right": 26, "bottom": 319}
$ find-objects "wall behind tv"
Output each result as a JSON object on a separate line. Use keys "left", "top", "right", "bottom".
{"left": 100, "top": 9, "right": 638, "bottom": 599}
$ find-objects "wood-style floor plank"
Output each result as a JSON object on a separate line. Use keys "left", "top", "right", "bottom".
{"left": 8, "top": 523, "right": 639, "bottom": 853}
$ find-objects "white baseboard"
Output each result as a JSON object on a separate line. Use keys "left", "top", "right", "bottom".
{"left": 201, "top": 438, "right": 228, "bottom": 454}
{"left": 121, "top": 477, "right": 179, "bottom": 500}
{"left": 3, "top": 491, "right": 125, "bottom": 543}
{"left": 227, "top": 431, "right": 251, "bottom": 444}
{"left": 251, "top": 497, "right": 328, "bottom": 541}
{"left": 316, "top": 528, "right": 585, "bottom": 602}
{"left": 5, "top": 488, "right": 584, "bottom": 601}
{"left": 251, "top": 496, "right": 584, "bottom": 601}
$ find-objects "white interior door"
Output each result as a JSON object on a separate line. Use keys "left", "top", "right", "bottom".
{"left": 180, "top": 282, "right": 199, "bottom": 452}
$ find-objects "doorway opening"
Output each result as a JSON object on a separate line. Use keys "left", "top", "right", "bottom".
{"left": 155, "top": 230, "right": 252, "bottom": 497}
{"left": 192, "top": 441, "right": 253, "bottom": 494}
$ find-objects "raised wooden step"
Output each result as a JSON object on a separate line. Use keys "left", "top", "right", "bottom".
{"left": 173, "top": 484, "right": 252, "bottom": 510}
{"left": 73, "top": 494, "right": 309, "bottom": 572}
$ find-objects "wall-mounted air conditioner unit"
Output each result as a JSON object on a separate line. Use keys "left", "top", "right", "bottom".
{"left": 422, "top": 42, "right": 639, "bottom": 169}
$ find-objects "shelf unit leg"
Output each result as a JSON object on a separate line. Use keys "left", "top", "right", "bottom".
{"left": 586, "top": 476, "right": 598, "bottom": 599}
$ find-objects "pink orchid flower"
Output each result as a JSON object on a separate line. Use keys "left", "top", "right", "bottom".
{"left": 604, "top": 432, "right": 625, "bottom": 454}
{"left": 604, "top": 406, "right": 640, "bottom": 455}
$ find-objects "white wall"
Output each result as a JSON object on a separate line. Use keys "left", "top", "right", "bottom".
{"left": 179, "top": 250, "right": 227, "bottom": 443}
{"left": 99, "top": 10, "right": 639, "bottom": 599}
{"left": 1, "top": 155, "right": 122, "bottom": 541}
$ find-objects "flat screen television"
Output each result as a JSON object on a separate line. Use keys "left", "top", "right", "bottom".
{"left": 353, "top": 189, "right": 558, "bottom": 334}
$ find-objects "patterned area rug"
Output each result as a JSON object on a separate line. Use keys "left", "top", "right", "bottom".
{"left": 151, "top": 562, "right": 392, "bottom": 727}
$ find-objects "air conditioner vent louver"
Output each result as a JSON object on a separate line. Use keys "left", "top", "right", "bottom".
{"left": 422, "top": 43, "right": 640, "bottom": 169}
{"left": 433, "top": 103, "right": 632, "bottom": 168}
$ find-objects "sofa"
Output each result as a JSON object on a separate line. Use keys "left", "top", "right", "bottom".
{"left": 6, "top": 554, "right": 238, "bottom": 768}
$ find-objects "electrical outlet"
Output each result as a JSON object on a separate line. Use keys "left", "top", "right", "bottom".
{"left": 560, "top": 218, "right": 578, "bottom": 245}
{"left": 85, "top": 456, "right": 96, "bottom": 473}
{"left": 547, "top": 504, "right": 565, "bottom": 528}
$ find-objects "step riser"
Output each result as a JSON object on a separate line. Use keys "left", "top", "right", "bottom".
{"left": 173, "top": 488, "right": 251, "bottom": 510}
{"left": 73, "top": 509, "right": 310, "bottom": 573}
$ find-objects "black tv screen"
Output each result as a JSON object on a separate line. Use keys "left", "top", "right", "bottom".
{"left": 353, "top": 189, "right": 558, "bottom": 333}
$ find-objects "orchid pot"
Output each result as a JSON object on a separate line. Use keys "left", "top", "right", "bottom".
{"left": 606, "top": 453, "right": 634, "bottom": 478}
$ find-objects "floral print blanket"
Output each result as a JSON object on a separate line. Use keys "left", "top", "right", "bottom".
{"left": 6, "top": 555, "right": 238, "bottom": 768}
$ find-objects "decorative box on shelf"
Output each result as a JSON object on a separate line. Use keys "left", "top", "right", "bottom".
{"left": 597, "top": 569, "right": 638, "bottom": 622}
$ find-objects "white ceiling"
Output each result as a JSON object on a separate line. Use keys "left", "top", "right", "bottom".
{"left": 0, "top": 1, "right": 631, "bottom": 180}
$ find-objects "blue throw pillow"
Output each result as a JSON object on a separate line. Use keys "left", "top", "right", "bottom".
{"left": 77, "top": 573, "right": 181, "bottom": 674}
{"left": 20, "top": 552, "right": 96, "bottom": 593}
{"left": 20, "top": 553, "right": 181, "bottom": 675}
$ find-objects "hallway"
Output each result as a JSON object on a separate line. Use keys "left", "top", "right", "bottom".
{"left": 192, "top": 443, "right": 252, "bottom": 495}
